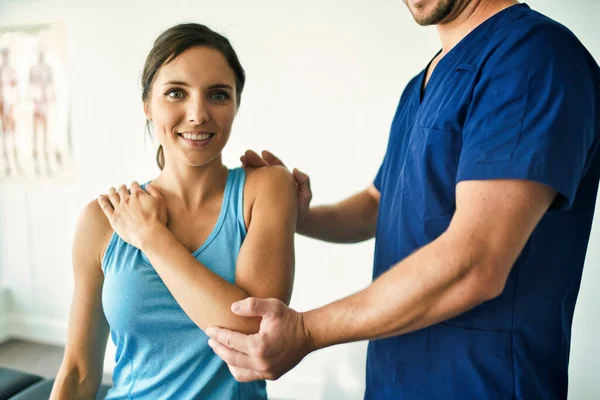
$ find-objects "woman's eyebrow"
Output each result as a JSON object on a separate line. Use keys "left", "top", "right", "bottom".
{"left": 161, "top": 81, "right": 233, "bottom": 91}
{"left": 208, "top": 83, "right": 234, "bottom": 90}
{"left": 162, "top": 80, "right": 190, "bottom": 86}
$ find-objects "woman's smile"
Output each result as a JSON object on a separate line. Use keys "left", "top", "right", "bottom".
{"left": 146, "top": 45, "right": 238, "bottom": 168}
{"left": 178, "top": 131, "right": 215, "bottom": 147}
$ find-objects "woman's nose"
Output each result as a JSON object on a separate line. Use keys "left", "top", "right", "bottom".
{"left": 188, "top": 97, "right": 209, "bottom": 125}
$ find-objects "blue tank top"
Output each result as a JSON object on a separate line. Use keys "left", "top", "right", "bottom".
{"left": 101, "top": 168, "right": 267, "bottom": 399}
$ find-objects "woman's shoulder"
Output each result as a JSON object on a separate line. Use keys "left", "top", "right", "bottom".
{"left": 239, "top": 166, "right": 296, "bottom": 225}
{"left": 79, "top": 199, "right": 113, "bottom": 233}
{"left": 243, "top": 165, "right": 295, "bottom": 193}
{"left": 242, "top": 165, "right": 296, "bottom": 219}
{"left": 74, "top": 199, "right": 115, "bottom": 265}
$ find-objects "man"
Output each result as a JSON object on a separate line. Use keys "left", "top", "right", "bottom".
{"left": 206, "top": 0, "right": 600, "bottom": 398}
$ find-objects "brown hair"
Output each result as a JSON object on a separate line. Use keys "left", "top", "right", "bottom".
{"left": 142, "top": 23, "right": 246, "bottom": 169}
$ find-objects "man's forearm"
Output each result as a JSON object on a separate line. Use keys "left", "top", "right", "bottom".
{"left": 302, "top": 231, "right": 497, "bottom": 350}
{"left": 297, "top": 188, "right": 378, "bottom": 243}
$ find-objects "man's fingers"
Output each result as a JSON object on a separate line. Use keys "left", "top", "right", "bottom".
{"left": 97, "top": 195, "right": 114, "bottom": 218}
{"left": 205, "top": 327, "right": 252, "bottom": 354}
{"left": 230, "top": 297, "right": 283, "bottom": 318}
{"left": 243, "top": 150, "right": 268, "bottom": 167}
{"left": 107, "top": 187, "right": 120, "bottom": 206}
{"left": 261, "top": 150, "right": 285, "bottom": 167}
{"left": 208, "top": 338, "right": 253, "bottom": 369}
{"left": 242, "top": 149, "right": 288, "bottom": 169}
{"left": 228, "top": 366, "right": 264, "bottom": 383}
{"left": 293, "top": 168, "right": 312, "bottom": 193}
{"left": 293, "top": 168, "right": 312, "bottom": 202}
{"left": 293, "top": 168, "right": 309, "bottom": 185}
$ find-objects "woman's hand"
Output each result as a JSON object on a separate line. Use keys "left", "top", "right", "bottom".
{"left": 97, "top": 181, "right": 168, "bottom": 250}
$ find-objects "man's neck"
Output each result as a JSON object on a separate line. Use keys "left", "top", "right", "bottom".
{"left": 437, "top": 0, "right": 519, "bottom": 55}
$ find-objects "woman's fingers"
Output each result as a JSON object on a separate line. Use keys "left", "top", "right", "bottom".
{"left": 97, "top": 194, "right": 114, "bottom": 218}
{"left": 145, "top": 183, "right": 164, "bottom": 200}
{"left": 130, "top": 181, "right": 143, "bottom": 193}
{"left": 117, "top": 184, "right": 129, "bottom": 203}
{"left": 107, "top": 187, "right": 120, "bottom": 207}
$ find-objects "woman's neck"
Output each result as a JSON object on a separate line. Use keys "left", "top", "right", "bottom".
{"left": 151, "top": 157, "right": 229, "bottom": 212}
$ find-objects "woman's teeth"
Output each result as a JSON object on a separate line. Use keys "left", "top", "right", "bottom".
{"left": 181, "top": 133, "right": 211, "bottom": 140}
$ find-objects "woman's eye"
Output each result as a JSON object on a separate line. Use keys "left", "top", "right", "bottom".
{"left": 166, "top": 89, "right": 185, "bottom": 99}
{"left": 211, "top": 92, "right": 229, "bottom": 101}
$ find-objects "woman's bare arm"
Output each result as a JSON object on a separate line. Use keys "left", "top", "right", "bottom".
{"left": 99, "top": 166, "right": 297, "bottom": 335}
{"left": 50, "top": 201, "right": 112, "bottom": 400}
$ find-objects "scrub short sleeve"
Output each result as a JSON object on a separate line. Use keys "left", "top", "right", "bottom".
{"left": 457, "top": 27, "right": 599, "bottom": 210}
{"left": 374, "top": 164, "right": 383, "bottom": 191}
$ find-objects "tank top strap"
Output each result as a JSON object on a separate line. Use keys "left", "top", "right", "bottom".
{"left": 102, "top": 168, "right": 247, "bottom": 272}
{"left": 227, "top": 167, "right": 247, "bottom": 238}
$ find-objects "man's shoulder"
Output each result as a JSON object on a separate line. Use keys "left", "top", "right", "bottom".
{"left": 494, "top": 7, "right": 585, "bottom": 61}
{"left": 475, "top": 9, "right": 593, "bottom": 79}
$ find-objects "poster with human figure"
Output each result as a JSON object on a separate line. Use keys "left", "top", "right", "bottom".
{"left": 0, "top": 24, "right": 71, "bottom": 181}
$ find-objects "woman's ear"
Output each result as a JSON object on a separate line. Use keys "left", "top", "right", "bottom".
{"left": 144, "top": 102, "right": 152, "bottom": 121}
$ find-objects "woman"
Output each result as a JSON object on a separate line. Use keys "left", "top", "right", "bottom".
{"left": 50, "top": 23, "right": 297, "bottom": 399}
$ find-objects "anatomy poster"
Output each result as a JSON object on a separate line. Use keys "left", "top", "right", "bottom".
{"left": 0, "top": 24, "right": 71, "bottom": 181}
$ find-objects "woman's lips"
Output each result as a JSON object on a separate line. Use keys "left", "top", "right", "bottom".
{"left": 178, "top": 132, "right": 215, "bottom": 147}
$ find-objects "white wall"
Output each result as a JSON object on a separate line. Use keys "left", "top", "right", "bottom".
{"left": 0, "top": 1, "right": 598, "bottom": 399}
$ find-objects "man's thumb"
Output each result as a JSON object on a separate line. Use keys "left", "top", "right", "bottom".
{"left": 293, "top": 168, "right": 310, "bottom": 185}
{"left": 231, "top": 297, "right": 279, "bottom": 318}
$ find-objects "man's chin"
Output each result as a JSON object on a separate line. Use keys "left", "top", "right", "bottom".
{"left": 410, "top": 12, "right": 443, "bottom": 26}
{"left": 406, "top": 0, "right": 458, "bottom": 26}
{"left": 412, "top": 16, "right": 438, "bottom": 26}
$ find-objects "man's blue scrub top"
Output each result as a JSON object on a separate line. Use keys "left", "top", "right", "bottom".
{"left": 367, "top": 4, "right": 600, "bottom": 399}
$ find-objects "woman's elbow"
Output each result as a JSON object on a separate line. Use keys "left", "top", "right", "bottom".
{"left": 226, "top": 310, "right": 262, "bottom": 335}
{"left": 51, "top": 363, "right": 101, "bottom": 400}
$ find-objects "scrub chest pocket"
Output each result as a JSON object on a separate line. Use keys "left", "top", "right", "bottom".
{"left": 401, "top": 125, "right": 462, "bottom": 219}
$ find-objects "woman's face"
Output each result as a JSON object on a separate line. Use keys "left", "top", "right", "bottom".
{"left": 146, "top": 46, "right": 237, "bottom": 169}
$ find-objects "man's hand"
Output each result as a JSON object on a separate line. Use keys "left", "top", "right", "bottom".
{"left": 241, "top": 150, "right": 312, "bottom": 228}
{"left": 97, "top": 181, "right": 168, "bottom": 250}
{"left": 206, "top": 297, "right": 313, "bottom": 382}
